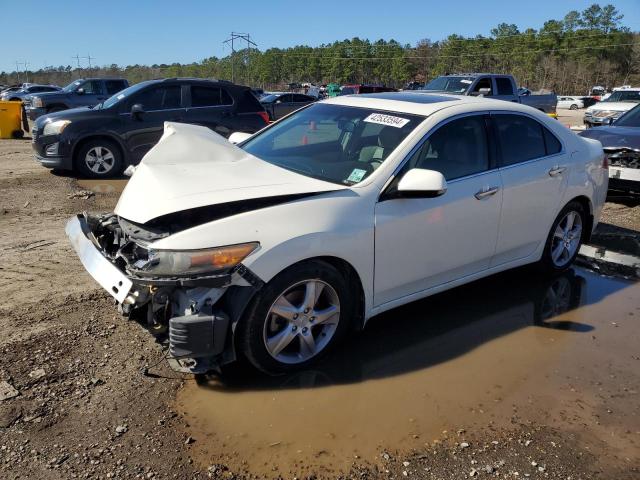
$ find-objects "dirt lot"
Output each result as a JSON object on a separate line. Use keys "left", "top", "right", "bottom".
{"left": 1, "top": 137, "right": 639, "bottom": 479}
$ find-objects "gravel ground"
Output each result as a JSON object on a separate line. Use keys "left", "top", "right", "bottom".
{"left": 0, "top": 137, "right": 638, "bottom": 479}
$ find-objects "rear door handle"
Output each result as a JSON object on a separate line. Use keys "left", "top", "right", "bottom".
{"left": 474, "top": 186, "right": 499, "bottom": 200}
{"left": 548, "top": 166, "right": 566, "bottom": 177}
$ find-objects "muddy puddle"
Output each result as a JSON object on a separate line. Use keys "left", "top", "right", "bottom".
{"left": 177, "top": 267, "right": 640, "bottom": 477}
{"left": 76, "top": 178, "right": 127, "bottom": 194}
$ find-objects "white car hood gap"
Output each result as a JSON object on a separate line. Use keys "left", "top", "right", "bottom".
{"left": 115, "top": 122, "right": 347, "bottom": 224}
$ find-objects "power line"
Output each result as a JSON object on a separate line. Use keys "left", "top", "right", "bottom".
{"left": 223, "top": 32, "right": 257, "bottom": 83}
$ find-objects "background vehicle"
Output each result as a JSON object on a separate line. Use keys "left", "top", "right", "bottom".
{"left": 583, "top": 88, "right": 640, "bottom": 127}
{"left": 260, "top": 92, "right": 316, "bottom": 120}
{"left": 557, "top": 96, "right": 584, "bottom": 110}
{"left": 25, "top": 77, "right": 129, "bottom": 119}
{"left": 67, "top": 93, "right": 607, "bottom": 374}
{"left": 0, "top": 84, "right": 60, "bottom": 101}
{"left": 339, "top": 84, "right": 398, "bottom": 95}
{"left": 32, "top": 78, "right": 269, "bottom": 178}
{"left": 579, "top": 103, "right": 640, "bottom": 194}
{"left": 326, "top": 83, "right": 341, "bottom": 97}
{"left": 421, "top": 74, "right": 557, "bottom": 114}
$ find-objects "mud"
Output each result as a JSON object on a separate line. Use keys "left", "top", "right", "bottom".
{"left": 1, "top": 138, "right": 639, "bottom": 479}
{"left": 178, "top": 268, "right": 640, "bottom": 477}
{"left": 77, "top": 178, "right": 128, "bottom": 194}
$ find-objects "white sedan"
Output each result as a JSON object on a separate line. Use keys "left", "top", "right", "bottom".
{"left": 557, "top": 96, "right": 585, "bottom": 110}
{"left": 66, "top": 93, "right": 608, "bottom": 374}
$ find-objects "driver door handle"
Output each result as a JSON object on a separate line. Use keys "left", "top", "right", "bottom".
{"left": 548, "top": 165, "right": 566, "bottom": 177}
{"left": 474, "top": 186, "right": 499, "bottom": 200}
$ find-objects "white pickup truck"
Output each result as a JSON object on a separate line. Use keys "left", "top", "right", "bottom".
{"left": 421, "top": 73, "right": 558, "bottom": 115}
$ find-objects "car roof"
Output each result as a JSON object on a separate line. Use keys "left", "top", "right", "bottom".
{"left": 323, "top": 91, "right": 532, "bottom": 116}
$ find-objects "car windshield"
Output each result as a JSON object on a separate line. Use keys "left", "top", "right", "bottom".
{"left": 101, "top": 82, "right": 150, "bottom": 109}
{"left": 604, "top": 91, "right": 640, "bottom": 103}
{"left": 422, "top": 76, "right": 474, "bottom": 94}
{"left": 62, "top": 80, "right": 83, "bottom": 93}
{"left": 615, "top": 104, "right": 640, "bottom": 127}
{"left": 241, "top": 103, "right": 424, "bottom": 185}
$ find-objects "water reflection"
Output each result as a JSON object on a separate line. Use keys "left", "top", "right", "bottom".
{"left": 202, "top": 268, "right": 608, "bottom": 391}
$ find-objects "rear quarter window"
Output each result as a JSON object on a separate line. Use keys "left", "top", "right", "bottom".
{"left": 236, "top": 89, "right": 266, "bottom": 113}
{"left": 191, "top": 86, "right": 233, "bottom": 107}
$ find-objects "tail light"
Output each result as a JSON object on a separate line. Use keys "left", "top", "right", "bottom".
{"left": 602, "top": 154, "right": 609, "bottom": 169}
{"left": 257, "top": 111, "right": 270, "bottom": 124}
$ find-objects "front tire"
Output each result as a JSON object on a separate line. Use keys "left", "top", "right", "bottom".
{"left": 570, "top": 104, "right": 578, "bottom": 110}
{"left": 75, "top": 139, "right": 123, "bottom": 178}
{"left": 538, "top": 202, "right": 586, "bottom": 274}
{"left": 239, "top": 260, "right": 354, "bottom": 374}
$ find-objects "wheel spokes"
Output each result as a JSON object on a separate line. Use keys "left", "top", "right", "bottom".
{"left": 271, "top": 296, "right": 299, "bottom": 321}
{"left": 266, "top": 327, "right": 297, "bottom": 357}
{"left": 302, "top": 281, "right": 324, "bottom": 310}
{"left": 299, "top": 332, "right": 317, "bottom": 358}
{"left": 313, "top": 304, "right": 340, "bottom": 325}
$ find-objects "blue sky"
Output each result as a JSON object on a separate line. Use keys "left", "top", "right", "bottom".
{"left": 4, "top": 0, "right": 639, "bottom": 73}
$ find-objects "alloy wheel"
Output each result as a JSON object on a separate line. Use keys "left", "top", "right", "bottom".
{"left": 551, "top": 211, "right": 583, "bottom": 267}
{"left": 263, "top": 279, "right": 341, "bottom": 364}
{"left": 85, "top": 146, "right": 115, "bottom": 174}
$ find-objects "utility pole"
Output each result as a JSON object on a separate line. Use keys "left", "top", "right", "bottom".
{"left": 223, "top": 32, "right": 257, "bottom": 84}
{"left": 15, "top": 61, "right": 21, "bottom": 83}
{"left": 72, "top": 54, "right": 81, "bottom": 69}
{"left": 83, "top": 53, "right": 95, "bottom": 69}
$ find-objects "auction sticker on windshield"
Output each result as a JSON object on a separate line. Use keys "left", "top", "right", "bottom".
{"left": 364, "top": 113, "right": 410, "bottom": 128}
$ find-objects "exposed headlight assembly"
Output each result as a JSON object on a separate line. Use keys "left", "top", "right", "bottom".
{"left": 43, "top": 119, "right": 71, "bottom": 136}
{"left": 32, "top": 96, "right": 43, "bottom": 108}
{"left": 131, "top": 242, "right": 260, "bottom": 277}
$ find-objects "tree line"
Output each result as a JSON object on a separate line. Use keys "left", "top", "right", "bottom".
{"left": 2, "top": 3, "right": 638, "bottom": 95}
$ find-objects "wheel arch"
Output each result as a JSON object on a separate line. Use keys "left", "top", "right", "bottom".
{"left": 565, "top": 195, "right": 594, "bottom": 242}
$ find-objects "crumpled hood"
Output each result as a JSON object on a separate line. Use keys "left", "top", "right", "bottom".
{"left": 587, "top": 102, "right": 638, "bottom": 113}
{"left": 579, "top": 126, "right": 640, "bottom": 150}
{"left": 115, "top": 122, "right": 347, "bottom": 224}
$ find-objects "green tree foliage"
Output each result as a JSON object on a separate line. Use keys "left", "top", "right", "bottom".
{"left": 1, "top": 4, "right": 637, "bottom": 94}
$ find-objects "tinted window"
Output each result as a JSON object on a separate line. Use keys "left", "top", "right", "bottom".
{"left": 132, "top": 86, "right": 181, "bottom": 110}
{"left": 191, "top": 86, "right": 233, "bottom": 107}
{"left": 496, "top": 78, "right": 514, "bottom": 95}
{"left": 81, "top": 80, "right": 103, "bottom": 95}
{"left": 471, "top": 78, "right": 492, "bottom": 96}
{"left": 105, "top": 80, "right": 126, "bottom": 95}
{"left": 406, "top": 115, "right": 489, "bottom": 180}
{"left": 292, "top": 94, "right": 312, "bottom": 102}
{"left": 543, "top": 128, "right": 562, "bottom": 155}
{"left": 494, "top": 114, "right": 546, "bottom": 166}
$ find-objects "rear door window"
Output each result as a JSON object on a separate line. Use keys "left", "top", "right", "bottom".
{"left": 495, "top": 78, "right": 514, "bottom": 96}
{"left": 105, "top": 80, "right": 127, "bottom": 95}
{"left": 494, "top": 114, "right": 552, "bottom": 166}
{"left": 191, "top": 86, "right": 233, "bottom": 107}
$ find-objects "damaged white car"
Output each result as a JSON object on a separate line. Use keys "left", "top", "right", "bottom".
{"left": 67, "top": 93, "right": 608, "bottom": 374}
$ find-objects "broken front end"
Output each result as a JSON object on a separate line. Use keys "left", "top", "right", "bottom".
{"left": 66, "top": 213, "right": 263, "bottom": 373}
{"left": 605, "top": 147, "right": 640, "bottom": 193}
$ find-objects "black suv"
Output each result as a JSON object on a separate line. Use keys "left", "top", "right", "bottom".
{"left": 32, "top": 78, "right": 269, "bottom": 178}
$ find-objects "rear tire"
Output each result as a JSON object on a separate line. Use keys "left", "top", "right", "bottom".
{"left": 537, "top": 201, "right": 586, "bottom": 274}
{"left": 75, "top": 139, "right": 123, "bottom": 178}
{"left": 239, "top": 260, "right": 354, "bottom": 375}
{"left": 569, "top": 104, "right": 578, "bottom": 110}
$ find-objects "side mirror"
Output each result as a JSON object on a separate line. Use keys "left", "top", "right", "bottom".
{"left": 228, "top": 131, "right": 252, "bottom": 144}
{"left": 395, "top": 168, "right": 447, "bottom": 198}
{"left": 131, "top": 103, "right": 145, "bottom": 119}
{"left": 76, "top": 88, "right": 85, "bottom": 95}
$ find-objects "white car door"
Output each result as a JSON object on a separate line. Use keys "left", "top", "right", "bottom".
{"left": 374, "top": 114, "right": 502, "bottom": 307}
{"left": 490, "top": 113, "right": 569, "bottom": 267}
